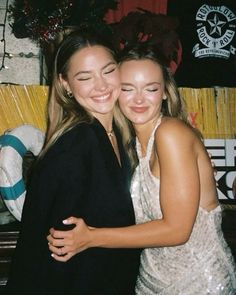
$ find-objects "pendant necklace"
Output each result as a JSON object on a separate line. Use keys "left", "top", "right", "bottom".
{"left": 106, "top": 130, "right": 114, "bottom": 137}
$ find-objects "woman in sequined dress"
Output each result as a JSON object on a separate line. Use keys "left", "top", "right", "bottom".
{"left": 48, "top": 43, "right": 236, "bottom": 294}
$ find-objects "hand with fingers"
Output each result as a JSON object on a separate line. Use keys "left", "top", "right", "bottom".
{"left": 47, "top": 217, "right": 93, "bottom": 262}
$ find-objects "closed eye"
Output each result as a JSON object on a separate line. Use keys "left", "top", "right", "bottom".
{"left": 104, "top": 67, "right": 116, "bottom": 75}
{"left": 121, "top": 88, "right": 133, "bottom": 92}
{"left": 77, "top": 77, "right": 91, "bottom": 81}
{"left": 147, "top": 89, "right": 158, "bottom": 92}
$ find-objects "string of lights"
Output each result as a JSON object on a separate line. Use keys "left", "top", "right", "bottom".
{"left": 0, "top": 52, "right": 39, "bottom": 59}
{"left": 0, "top": 0, "right": 9, "bottom": 71}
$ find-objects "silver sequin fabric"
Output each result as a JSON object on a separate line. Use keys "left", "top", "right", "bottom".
{"left": 131, "top": 118, "right": 236, "bottom": 295}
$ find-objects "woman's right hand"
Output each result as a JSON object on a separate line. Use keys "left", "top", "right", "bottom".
{"left": 47, "top": 217, "right": 93, "bottom": 262}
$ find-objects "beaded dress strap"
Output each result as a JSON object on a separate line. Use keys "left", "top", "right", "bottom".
{"left": 136, "top": 116, "right": 162, "bottom": 160}
{"left": 145, "top": 116, "right": 162, "bottom": 161}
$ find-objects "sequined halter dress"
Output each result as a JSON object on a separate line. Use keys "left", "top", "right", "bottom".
{"left": 130, "top": 118, "right": 236, "bottom": 295}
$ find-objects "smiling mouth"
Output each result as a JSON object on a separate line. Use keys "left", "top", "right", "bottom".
{"left": 130, "top": 106, "right": 148, "bottom": 113}
{"left": 92, "top": 93, "right": 112, "bottom": 103}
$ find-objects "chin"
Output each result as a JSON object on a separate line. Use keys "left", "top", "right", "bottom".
{"left": 98, "top": 106, "right": 115, "bottom": 114}
{"left": 130, "top": 119, "right": 147, "bottom": 125}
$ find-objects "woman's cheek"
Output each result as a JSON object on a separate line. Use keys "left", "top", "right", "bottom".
{"left": 118, "top": 94, "right": 129, "bottom": 113}
{"left": 76, "top": 83, "right": 94, "bottom": 98}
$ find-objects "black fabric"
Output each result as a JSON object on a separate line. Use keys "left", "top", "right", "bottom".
{"left": 168, "top": 0, "right": 236, "bottom": 87}
{"left": 5, "top": 119, "right": 140, "bottom": 295}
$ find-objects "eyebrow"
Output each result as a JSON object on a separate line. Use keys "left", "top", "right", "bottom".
{"left": 73, "top": 61, "right": 117, "bottom": 77}
{"left": 121, "top": 82, "right": 161, "bottom": 86}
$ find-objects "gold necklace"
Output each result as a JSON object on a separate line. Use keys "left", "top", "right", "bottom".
{"left": 106, "top": 130, "right": 114, "bottom": 137}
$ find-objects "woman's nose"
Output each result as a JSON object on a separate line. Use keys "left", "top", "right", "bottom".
{"left": 94, "top": 76, "right": 108, "bottom": 91}
{"left": 134, "top": 91, "right": 144, "bottom": 104}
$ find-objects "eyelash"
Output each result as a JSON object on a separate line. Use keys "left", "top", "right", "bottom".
{"left": 77, "top": 68, "right": 116, "bottom": 81}
{"left": 104, "top": 67, "right": 116, "bottom": 74}
{"left": 121, "top": 89, "right": 158, "bottom": 92}
{"left": 147, "top": 89, "right": 158, "bottom": 92}
{"left": 78, "top": 77, "right": 90, "bottom": 81}
{"left": 121, "top": 88, "right": 133, "bottom": 92}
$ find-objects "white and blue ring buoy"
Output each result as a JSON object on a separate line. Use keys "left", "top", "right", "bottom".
{"left": 0, "top": 124, "right": 45, "bottom": 221}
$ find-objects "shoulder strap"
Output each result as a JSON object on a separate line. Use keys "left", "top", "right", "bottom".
{"left": 146, "top": 116, "right": 162, "bottom": 160}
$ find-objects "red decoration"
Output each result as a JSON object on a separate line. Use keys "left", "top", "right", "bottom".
{"left": 110, "top": 9, "right": 182, "bottom": 73}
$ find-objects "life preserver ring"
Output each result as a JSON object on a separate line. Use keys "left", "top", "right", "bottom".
{"left": 0, "top": 124, "right": 45, "bottom": 221}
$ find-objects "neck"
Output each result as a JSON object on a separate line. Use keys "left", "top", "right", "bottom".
{"left": 94, "top": 113, "right": 114, "bottom": 135}
{"left": 106, "top": 129, "right": 114, "bottom": 137}
{"left": 134, "top": 115, "right": 162, "bottom": 152}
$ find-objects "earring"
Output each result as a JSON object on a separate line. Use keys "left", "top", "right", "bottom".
{"left": 67, "top": 90, "right": 73, "bottom": 98}
{"left": 163, "top": 96, "right": 167, "bottom": 100}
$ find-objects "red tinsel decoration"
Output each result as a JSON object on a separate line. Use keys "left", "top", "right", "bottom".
{"left": 8, "top": 0, "right": 118, "bottom": 46}
{"left": 8, "top": 0, "right": 74, "bottom": 44}
{"left": 110, "top": 9, "right": 182, "bottom": 73}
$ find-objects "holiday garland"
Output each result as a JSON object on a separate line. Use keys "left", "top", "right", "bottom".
{"left": 8, "top": 1, "right": 181, "bottom": 73}
{"left": 8, "top": 0, "right": 118, "bottom": 46}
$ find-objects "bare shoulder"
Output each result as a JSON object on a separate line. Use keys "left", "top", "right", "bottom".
{"left": 155, "top": 117, "right": 207, "bottom": 162}
{"left": 155, "top": 117, "right": 196, "bottom": 143}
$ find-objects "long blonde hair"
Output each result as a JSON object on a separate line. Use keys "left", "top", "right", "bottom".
{"left": 39, "top": 28, "right": 130, "bottom": 158}
{"left": 118, "top": 43, "right": 201, "bottom": 170}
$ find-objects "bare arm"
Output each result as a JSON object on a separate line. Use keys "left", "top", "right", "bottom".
{"left": 48, "top": 119, "right": 201, "bottom": 260}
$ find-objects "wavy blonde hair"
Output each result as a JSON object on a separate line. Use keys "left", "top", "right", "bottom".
{"left": 118, "top": 43, "right": 202, "bottom": 170}
{"left": 39, "top": 28, "right": 131, "bottom": 159}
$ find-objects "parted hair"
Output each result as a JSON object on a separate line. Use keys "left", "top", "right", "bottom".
{"left": 40, "top": 27, "right": 132, "bottom": 159}
{"left": 118, "top": 43, "right": 201, "bottom": 170}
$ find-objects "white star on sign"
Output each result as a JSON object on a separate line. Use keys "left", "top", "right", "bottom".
{"left": 208, "top": 14, "right": 226, "bottom": 36}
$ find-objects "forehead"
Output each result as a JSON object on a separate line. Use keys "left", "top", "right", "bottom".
{"left": 120, "top": 59, "right": 162, "bottom": 76}
{"left": 78, "top": 45, "right": 112, "bottom": 57}
{"left": 69, "top": 45, "right": 115, "bottom": 69}
{"left": 119, "top": 59, "right": 163, "bottom": 83}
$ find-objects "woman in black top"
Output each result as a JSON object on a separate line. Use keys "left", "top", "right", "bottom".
{"left": 5, "top": 28, "right": 140, "bottom": 295}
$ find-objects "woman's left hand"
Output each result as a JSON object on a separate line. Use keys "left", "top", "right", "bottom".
{"left": 47, "top": 216, "right": 93, "bottom": 262}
